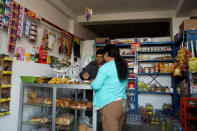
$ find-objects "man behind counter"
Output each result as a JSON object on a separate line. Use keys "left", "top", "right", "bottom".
{"left": 80, "top": 49, "right": 105, "bottom": 81}
{"left": 80, "top": 49, "right": 105, "bottom": 100}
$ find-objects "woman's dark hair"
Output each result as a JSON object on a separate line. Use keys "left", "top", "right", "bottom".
{"left": 104, "top": 44, "right": 128, "bottom": 81}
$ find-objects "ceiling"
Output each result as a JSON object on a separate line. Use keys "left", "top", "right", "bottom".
{"left": 84, "top": 21, "right": 170, "bottom": 39}
{"left": 60, "top": 0, "right": 179, "bottom": 15}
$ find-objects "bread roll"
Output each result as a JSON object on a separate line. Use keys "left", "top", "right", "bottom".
{"left": 87, "top": 101, "right": 93, "bottom": 109}
{"left": 56, "top": 114, "right": 74, "bottom": 126}
{"left": 28, "top": 90, "right": 37, "bottom": 98}
{"left": 27, "top": 97, "right": 44, "bottom": 104}
{"left": 78, "top": 124, "right": 87, "bottom": 131}
{"left": 44, "top": 98, "right": 52, "bottom": 105}
{"left": 81, "top": 102, "right": 87, "bottom": 110}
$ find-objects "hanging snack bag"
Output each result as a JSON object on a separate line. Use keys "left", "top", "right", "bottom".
{"left": 48, "top": 31, "right": 56, "bottom": 49}
{"left": 17, "top": 5, "right": 25, "bottom": 38}
{"left": 24, "top": 19, "right": 30, "bottom": 37}
{"left": 29, "top": 23, "right": 37, "bottom": 41}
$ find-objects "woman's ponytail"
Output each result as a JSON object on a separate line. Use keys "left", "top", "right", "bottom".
{"left": 104, "top": 44, "right": 128, "bottom": 81}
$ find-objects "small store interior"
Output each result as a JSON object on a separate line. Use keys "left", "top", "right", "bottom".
{"left": 0, "top": 0, "right": 197, "bottom": 131}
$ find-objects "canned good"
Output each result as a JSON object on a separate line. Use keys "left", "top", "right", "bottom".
{"left": 150, "top": 67, "right": 155, "bottom": 73}
{"left": 145, "top": 67, "right": 149, "bottom": 73}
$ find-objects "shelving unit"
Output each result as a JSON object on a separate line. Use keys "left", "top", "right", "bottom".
{"left": 137, "top": 41, "right": 177, "bottom": 115}
{"left": 18, "top": 83, "right": 97, "bottom": 131}
{"left": 0, "top": 56, "right": 13, "bottom": 117}
{"left": 138, "top": 60, "right": 174, "bottom": 62}
{"left": 95, "top": 42, "right": 139, "bottom": 113}
{"left": 180, "top": 97, "right": 197, "bottom": 131}
{"left": 95, "top": 40, "right": 177, "bottom": 114}
{"left": 173, "top": 30, "right": 197, "bottom": 114}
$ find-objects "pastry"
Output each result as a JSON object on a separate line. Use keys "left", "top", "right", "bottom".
{"left": 71, "top": 102, "right": 77, "bottom": 109}
{"left": 36, "top": 77, "right": 51, "bottom": 83}
{"left": 28, "top": 90, "right": 37, "bottom": 98}
{"left": 81, "top": 102, "right": 87, "bottom": 110}
{"left": 29, "top": 117, "right": 43, "bottom": 122}
{"left": 29, "top": 117, "right": 50, "bottom": 124}
{"left": 56, "top": 114, "right": 74, "bottom": 126}
{"left": 76, "top": 102, "right": 82, "bottom": 109}
{"left": 87, "top": 101, "right": 93, "bottom": 109}
{"left": 27, "top": 97, "right": 45, "bottom": 104}
{"left": 56, "top": 99, "right": 64, "bottom": 107}
{"left": 44, "top": 98, "right": 52, "bottom": 105}
{"left": 40, "top": 117, "right": 50, "bottom": 124}
{"left": 87, "top": 127, "right": 92, "bottom": 131}
{"left": 78, "top": 124, "right": 87, "bottom": 131}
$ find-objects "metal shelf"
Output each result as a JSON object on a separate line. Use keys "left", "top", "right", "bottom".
{"left": 23, "top": 103, "right": 52, "bottom": 107}
{"left": 127, "top": 100, "right": 135, "bottom": 103}
{"left": 138, "top": 73, "right": 172, "bottom": 75}
{"left": 139, "top": 51, "right": 172, "bottom": 53}
{"left": 138, "top": 60, "right": 174, "bottom": 62}
{"left": 22, "top": 121, "right": 51, "bottom": 128}
{"left": 138, "top": 91, "right": 173, "bottom": 95}
{"left": 95, "top": 44, "right": 106, "bottom": 47}
{"left": 126, "top": 90, "right": 137, "bottom": 92}
{"left": 140, "top": 41, "right": 174, "bottom": 46}
{"left": 128, "top": 78, "right": 135, "bottom": 80}
{"left": 128, "top": 67, "right": 134, "bottom": 69}
{"left": 121, "top": 55, "right": 135, "bottom": 57}
{"left": 56, "top": 123, "right": 75, "bottom": 131}
{"left": 23, "top": 83, "right": 92, "bottom": 90}
{"left": 20, "top": 83, "right": 96, "bottom": 131}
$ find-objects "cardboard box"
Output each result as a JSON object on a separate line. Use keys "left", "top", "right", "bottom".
{"left": 179, "top": 19, "right": 197, "bottom": 33}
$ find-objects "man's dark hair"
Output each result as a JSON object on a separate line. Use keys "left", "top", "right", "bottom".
{"left": 96, "top": 49, "right": 104, "bottom": 56}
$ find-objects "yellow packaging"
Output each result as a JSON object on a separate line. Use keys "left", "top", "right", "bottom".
{"left": 24, "top": 53, "right": 31, "bottom": 62}
{"left": 47, "top": 55, "right": 51, "bottom": 64}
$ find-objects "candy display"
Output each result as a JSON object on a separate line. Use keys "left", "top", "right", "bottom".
{"left": 139, "top": 55, "right": 173, "bottom": 61}
{"left": 8, "top": 1, "right": 19, "bottom": 53}
{"left": 16, "top": 4, "right": 24, "bottom": 38}
{"left": 29, "top": 23, "right": 37, "bottom": 41}
{"left": 48, "top": 31, "right": 56, "bottom": 49}
{"left": 175, "top": 47, "right": 192, "bottom": 72}
{"left": 2, "top": 0, "right": 12, "bottom": 28}
{"left": 189, "top": 58, "right": 197, "bottom": 73}
{"left": 95, "top": 38, "right": 109, "bottom": 45}
{"left": 138, "top": 63, "right": 173, "bottom": 73}
{"left": 0, "top": 1, "right": 4, "bottom": 32}
{"left": 140, "top": 46, "right": 171, "bottom": 52}
{"left": 138, "top": 81, "right": 172, "bottom": 93}
{"left": 24, "top": 19, "right": 30, "bottom": 37}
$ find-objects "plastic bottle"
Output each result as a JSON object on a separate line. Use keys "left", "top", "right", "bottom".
{"left": 35, "top": 47, "right": 39, "bottom": 63}
{"left": 30, "top": 46, "right": 35, "bottom": 62}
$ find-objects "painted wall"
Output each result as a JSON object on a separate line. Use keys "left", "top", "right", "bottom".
{"left": 16, "top": 0, "right": 70, "bottom": 31}
{"left": 0, "top": 60, "right": 56, "bottom": 131}
{"left": 72, "top": 19, "right": 98, "bottom": 40}
{"left": 171, "top": 17, "right": 189, "bottom": 38}
{"left": 190, "top": 8, "right": 197, "bottom": 17}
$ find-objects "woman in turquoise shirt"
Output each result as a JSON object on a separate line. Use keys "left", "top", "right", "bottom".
{"left": 91, "top": 44, "right": 128, "bottom": 131}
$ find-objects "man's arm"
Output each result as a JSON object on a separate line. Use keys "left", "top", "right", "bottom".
{"left": 79, "top": 61, "right": 94, "bottom": 80}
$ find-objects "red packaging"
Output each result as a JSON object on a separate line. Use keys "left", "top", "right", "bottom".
{"left": 39, "top": 47, "right": 48, "bottom": 64}
{"left": 128, "top": 82, "right": 135, "bottom": 90}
